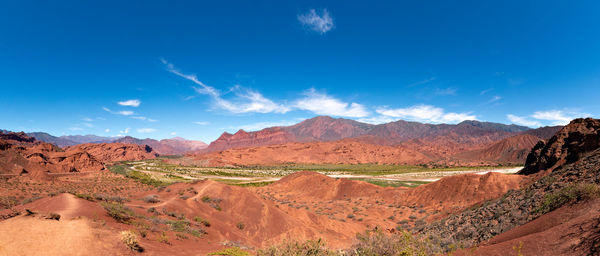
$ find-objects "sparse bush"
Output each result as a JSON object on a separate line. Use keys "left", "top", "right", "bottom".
{"left": 74, "top": 193, "right": 95, "bottom": 201}
{"left": 236, "top": 222, "right": 245, "bottom": 230}
{"left": 167, "top": 219, "right": 206, "bottom": 237}
{"left": 102, "top": 202, "right": 135, "bottom": 223}
{"left": 536, "top": 183, "right": 600, "bottom": 214}
{"left": 45, "top": 212, "right": 61, "bottom": 221}
{"left": 157, "top": 231, "right": 171, "bottom": 245}
{"left": 143, "top": 195, "right": 160, "bottom": 203}
{"left": 201, "top": 195, "right": 223, "bottom": 211}
{"left": 194, "top": 216, "right": 211, "bottom": 227}
{"left": 121, "top": 230, "right": 144, "bottom": 252}
{"left": 347, "top": 229, "right": 442, "bottom": 256}
{"left": 208, "top": 247, "right": 250, "bottom": 256}
{"left": 257, "top": 239, "right": 339, "bottom": 256}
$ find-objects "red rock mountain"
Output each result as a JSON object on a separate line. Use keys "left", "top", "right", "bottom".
{"left": 66, "top": 142, "right": 158, "bottom": 162}
{"left": 114, "top": 136, "right": 207, "bottom": 155}
{"left": 0, "top": 132, "right": 106, "bottom": 178}
{"left": 204, "top": 116, "right": 532, "bottom": 153}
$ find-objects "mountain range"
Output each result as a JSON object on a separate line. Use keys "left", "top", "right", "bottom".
{"left": 21, "top": 116, "right": 562, "bottom": 165}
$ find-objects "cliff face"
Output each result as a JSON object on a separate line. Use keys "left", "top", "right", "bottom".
{"left": 205, "top": 127, "right": 296, "bottom": 152}
{"left": 519, "top": 118, "right": 600, "bottom": 175}
{"left": 0, "top": 132, "right": 106, "bottom": 178}
{"left": 66, "top": 142, "right": 158, "bottom": 163}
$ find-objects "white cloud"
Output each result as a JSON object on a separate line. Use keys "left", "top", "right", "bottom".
{"left": 531, "top": 110, "right": 588, "bottom": 125}
{"left": 488, "top": 95, "right": 502, "bottom": 103}
{"left": 118, "top": 99, "right": 141, "bottom": 107}
{"left": 435, "top": 88, "right": 457, "bottom": 96}
{"left": 298, "top": 9, "right": 334, "bottom": 34}
{"left": 69, "top": 127, "right": 83, "bottom": 131}
{"left": 119, "top": 128, "right": 130, "bottom": 134}
{"left": 193, "top": 121, "right": 210, "bottom": 125}
{"left": 408, "top": 77, "right": 436, "bottom": 87}
{"left": 103, "top": 107, "right": 135, "bottom": 116}
{"left": 357, "top": 115, "right": 398, "bottom": 125}
{"left": 376, "top": 104, "right": 476, "bottom": 123}
{"left": 507, "top": 114, "right": 541, "bottom": 127}
{"left": 82, "top": 117, "right": 93, "bottom": 122}
{"left": 104, "top": 129, "right": 110, "bottom": 133}
{"left": 137, "top": 128, "right": 157, "bottom": 133}
{"left": 131, "top": 116, "right": 157, "bottom": 122}
{"left": 294, "top": 88, "right": 369, "bottom": 118}
{"left": 170, "top": 132, "right": 177, "bottom": 136}
{"left": 162, "top": 59, "right": 290, "bottom": 114}
{"left": 83, "top": 123, "right": 94, "bottom": 128}
{"left": 238, "top": 118, "right": 305, "bottom": 131}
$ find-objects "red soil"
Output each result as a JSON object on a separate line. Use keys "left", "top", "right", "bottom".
{"left": 196, "top": 139, "right": 430, "bottom": 166}
{"left": 455, "top": 198, "right": 600, "bottom": 256}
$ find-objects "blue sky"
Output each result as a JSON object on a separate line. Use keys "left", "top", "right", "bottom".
{"left": 1, "top": 0, "right": 599, "bottom": 142}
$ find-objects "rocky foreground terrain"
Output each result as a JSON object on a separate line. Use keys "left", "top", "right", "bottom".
{"left": 0, "top": 118, "right": 598, "bottom": 255}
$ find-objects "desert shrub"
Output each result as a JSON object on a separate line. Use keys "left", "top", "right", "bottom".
{"left": 194, "top": 216, "right": 211, "bottom": 227}
{"left": 157, "top": 231, "right": 171, "bottom": 245}
{"left": 236, "top": 222, "right": 245, "bottom": 230}
{"left": 74, "top": 193, "right": 95, "bottom": 201}
{"left": 167, "top": 219, "right": 206, "bottom": 237}
{"left": 21, "top": 196, "right": 42, "bottom": 205}
{"left": 45, "top": 212, "right": 61, "bottom": 221}
{"left": 208, "top": 247, "right": 250, "bottom": 256}
{"left": 143, "top": 195, "right": 160, "bottom": 203}
{"left": 257, "top": 239, "right": 339, "bottom": 256}
{"left": 201, "top": 195, "right": 223, "bottom": 211}
{"left": 536, "top": 183, "right": 600, "bottom": 214}
{"left": 120, "top": 230, "right": 143, "bottom": 252}
{"left": 347, "top": 230, "right": 442, "bottom": 256}
{"left": 102, "top": 202, "right": 135, "bottom": 223}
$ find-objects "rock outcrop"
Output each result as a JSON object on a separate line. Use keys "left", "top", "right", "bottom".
{"left": 66, "top": 142, "right": 158, "bottom": 163}
{"left": 519, "top": 118, "right": 600, "bottom": 175}
{"left": 0, "top": 132, "right": 106, "bottom": 177}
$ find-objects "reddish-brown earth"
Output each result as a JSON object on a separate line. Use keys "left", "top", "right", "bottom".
{"left": 66, "top": 143, "right": 158, "bottom": 163}
{"left": 1, "top": 118, "right": 598, "bottom": 255}
{"left": 197, "top": 139, "right": 430, "bottom": 166}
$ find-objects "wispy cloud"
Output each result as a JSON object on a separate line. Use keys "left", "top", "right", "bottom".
{"left": 508, "top": 110, "right": 590, "bottom": 127}
{"left": 376, "top": 104, "right": 476, "bottom": 123}
{"left": 119, "top": 128, "right": 130, "bottom": 135}
{"left": 298, "top": 9, "right": 334, "bottom": 34}
{"left": 408, "top": 77, "right": 436, "bottom": 87}
{"left": 131, "top": 116, "right": 157, "bottom": 122}
{"left": 532, "top": 110, "right": 589, "bottom": 125}
{"left": 193, "top": 121, "right": 210, "bottom": 125}
{"left": 118, "top": 99, "right": 141, "bottom": 107}
{"left": 357, "top": 115, "right": 398, "bottom": 125}
{"left": 488, "top": 95, "right": 502, "bottom": 104}
{"left": 162, "top": 59, "right": 290, "bottom": 114}
{"left": 238, "top": 118, "right": 305, "bottom": 131}
{"left": 294, "top": 88, "right": 369, "bottom": 118}
{"left": 69, "top": 127, "right": 83, "bottom": 131}
{"left": 103, "top": 107, "right": 135, "bottom": 116}
{"left": 104, "top": 129, "right": 110, "bottom": 133}
{"left": 507, "top": 114, "right": 541, "bottom": 127}
{"left": 137, "top": 128, "right": 156, "bottom": 133}
{"left": 435, "top": 87, "right": 457, "bottom": 96}
{"left": 480, "top": 88, "right": 493, "bottom": 95}
{"left": 82, "top": 117, "right": 93, "bottom": 122}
